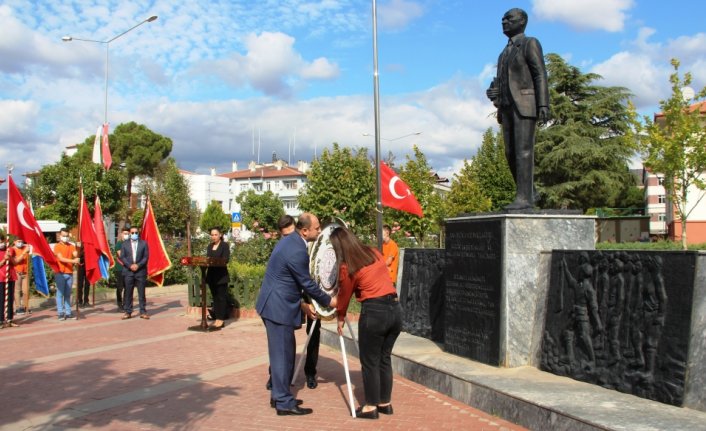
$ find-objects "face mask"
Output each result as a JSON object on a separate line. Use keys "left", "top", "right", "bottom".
{"left": 15, "top": 241, "right": 23, "bottom": 248}
{"left": 0, "top": 243, "right": 6, "bottom": 250}
{"left": 122, "top": 234, "right": 130, "bottom": 240}
{"left": 60, "top": 236, "right": 69, "bottom": 243}
{"left": 131, "top": 233, "right": 139, "bottom": 241}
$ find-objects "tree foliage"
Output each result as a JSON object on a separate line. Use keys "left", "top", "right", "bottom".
{"left": 235, "top": 190, "right": 285, "bottom": 233}
{"left": 109, "top": 122, "right": 173, "bottom": 217}
{"left": 27, "top": 151, "right": 126, "bottom": 227}
{"left": 535, "top": 53, "right": 636, "bottom": 211}
{"left": 139, "top": 158, "right": 196, "bottom": 237}
{"left": 199, "top": 200, "right": 231, "bottom": 234}
{"left": 445, "top": 159, "right": 492, "bottom": 217}
{"left": 298, "top": 143, "right": 376, "bottom": 234}
{"left": 629, "top": 58, "right": 706, "bottom": 249}
{"left": 470, "top": 129, "right": 515, "bottom": 210}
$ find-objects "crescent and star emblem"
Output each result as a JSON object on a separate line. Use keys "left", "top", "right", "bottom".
{"left": 388, "top": 176, "right": 410, "bottom": 200}
{"left": 16, "top": 201, "right": 42, "bottom": 237}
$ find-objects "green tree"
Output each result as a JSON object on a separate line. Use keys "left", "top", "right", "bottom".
{"left": 109, "top": 122, "right": 173, "bottom": 218}
{"left": 470, "top": 129, "right": 515, "bottom": 210}
{"left": 298, "top": 143, "right": 376, "bottom": 234}
{"left": 140, "top": 158, "right": 196, "bottom": 237}
{"left": 535, "top": 53, "right": 636, "bottom": 211}
{"left": 389, "top": 145, "right": 440, "bottom": 247}
{"left": 27, "top": 151, "right": 126, "bottom": 227}
{"left": 629, "top": 58, "right": 706, "bottom": 249}
{"left": 199, "top": 200, "right": 231, "bottom": 234}
{"left": 235, "top": 190, "right": 285, "bottom": 233}
{"left": 445, "top": 159, "right": 492, "bottom": 216}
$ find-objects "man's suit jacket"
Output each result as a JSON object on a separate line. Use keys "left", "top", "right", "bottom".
{"left": 256, "top": 233, "right": 331, "bottom": 327}
{"left": 120, "top": 239, "right": 149, "bottom": 276}
{"left": 497, "top": 33, "right": 549, "bottom": 120}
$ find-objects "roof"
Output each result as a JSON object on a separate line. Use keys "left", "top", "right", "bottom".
{"left": 219, "top": 164, "right": 307, "bottom": 180}
{"left": 654, "top": 101, "right": 706, "bottom": 120}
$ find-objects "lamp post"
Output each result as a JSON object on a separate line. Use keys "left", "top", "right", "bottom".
{"left": 62, "top": 15, "right": 158, "bottom": 125}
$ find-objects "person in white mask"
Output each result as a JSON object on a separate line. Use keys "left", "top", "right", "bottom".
{"left": 114, "top": 228, "right": 130, "bottom": 312}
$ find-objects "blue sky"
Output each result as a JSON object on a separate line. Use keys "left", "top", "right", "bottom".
{"left": 1, "top": 0, "right": 705, "bottom": 185}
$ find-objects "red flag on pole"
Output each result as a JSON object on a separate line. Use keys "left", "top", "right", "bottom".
{"left": 380, "top": 162, "right": 424, "bottom": 217}
{"left": 6, "top": 176, "right": 60, "bottom": 272}
{"left": 140, "top": 197, "right": 172, "bottom": 287}
{"left": 78, "top": 186, "right": 104, "bottom": 285}
{"left": 93, "top": 195, "right": 115, "bottom": 268}
{"left": 101, "top": 123, "right": 112, "bottom": 170}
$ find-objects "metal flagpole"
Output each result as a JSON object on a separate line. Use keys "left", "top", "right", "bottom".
{"left": 372, "top": 0, "right": 384, "bottom": 252}
{"left": 4, "top": 167, "right": 18, "bottom": 328}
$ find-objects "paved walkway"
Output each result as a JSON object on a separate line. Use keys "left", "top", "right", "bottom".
{"left": 0, "top": 289, "right": 526, "bottom": 431}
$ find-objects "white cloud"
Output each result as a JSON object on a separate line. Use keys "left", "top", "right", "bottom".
{"left": 378, "top": 0, "right": 424, "bottom": 31}
{"left": 532, "top": 0, "right": 635, "bottom": 32}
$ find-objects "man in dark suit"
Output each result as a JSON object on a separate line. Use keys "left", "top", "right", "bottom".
{"left": 256, "top": 213, "right": 336, "bottom": 416}
{"left": 120, "top": 226, "right": 150, "bottom": 320}
{"left": 487, "top": 7, "right": 549, "bottom": 210}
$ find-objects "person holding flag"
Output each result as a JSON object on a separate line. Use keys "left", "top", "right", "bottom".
{"left": 53, "top": 228, "right": 79, "bottom": 321}
{"left": 1, "top": 232, "right": 23, "bottom": 328}
{"left": 12, "top": 239, "right": 31, "bottom": 315}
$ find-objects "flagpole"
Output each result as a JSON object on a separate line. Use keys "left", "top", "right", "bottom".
{"left": 4, "top": 166, "right": 13, "bottom": 327}
{"left": 372, "top": 0, "right": 383, "bottom": 252}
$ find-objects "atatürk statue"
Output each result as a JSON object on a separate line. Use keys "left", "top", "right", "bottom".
{"left": 486, "top": 8, "right": 549, "bottom": 210}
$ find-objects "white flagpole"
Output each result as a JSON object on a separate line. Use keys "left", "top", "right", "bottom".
{"left": 340, "top": 334, "right": 356, "bottom": 417}
{"left": 291, "top": 318, "right": 317, "bottom": 385}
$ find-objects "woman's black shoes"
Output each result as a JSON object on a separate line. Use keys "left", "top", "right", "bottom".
{"left": 355, "top": 406, "right": 379, "bottom": 419}
{"left": 377, "top": 404, "right": 393, "bottom": 415}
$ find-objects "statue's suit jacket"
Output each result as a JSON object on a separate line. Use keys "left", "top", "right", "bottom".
{"left": 497, "top": 33, "right": 549, "bottom": 122}
{"left": 256, "top": 232, "right": 331, "bottom": 327}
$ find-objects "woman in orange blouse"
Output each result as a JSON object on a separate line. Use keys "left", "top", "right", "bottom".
{"left": 330, "top": 227, "right": 402, "bottom": 420}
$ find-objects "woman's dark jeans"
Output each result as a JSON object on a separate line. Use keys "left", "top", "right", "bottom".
{"left": 358, "top": 294, "right": 402, "bottom": 406}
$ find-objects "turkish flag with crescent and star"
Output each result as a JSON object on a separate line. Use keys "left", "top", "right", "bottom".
{"left": 380, "top": 162, "right": 424, "bottom": 217}
{"left": 6, "top": 175, "right": 60, "bottom": 272}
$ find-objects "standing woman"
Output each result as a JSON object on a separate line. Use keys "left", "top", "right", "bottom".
{"left": 330, "top": 227, "right": 402, "bottom": 419}
{"left": 206, "top": 227, "right": 230, "bottom": 331}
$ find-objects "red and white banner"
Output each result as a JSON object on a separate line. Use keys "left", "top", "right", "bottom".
{"left": 140, "top": 197, "right": 172, "bottom": 287}
{"left": 380, "top": 162, "right": 423, "bottom": 217}
{"left": 6, "top": 176, "right": 60, "bottom": 272}
{"left": 91, "top": 124, "right": 112, "bottom": 170}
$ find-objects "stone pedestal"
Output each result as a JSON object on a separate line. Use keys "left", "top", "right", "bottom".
{"left": 444, "top": 214, "right": 595, "bottom": 367}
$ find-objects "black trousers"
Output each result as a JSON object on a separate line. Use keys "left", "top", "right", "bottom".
{"left": 304, "top": 316, "right": 321, "bottom": 377}
{"left": 123, "top": 271, "right": 147, "bottom": 314}
{"left": 208, "top": 281, "right": 229, "bottom": 320}
{"left": 358, "top": 295, "right": 402, "bottom": 406}
{"left": 116, "top": 269, "right": 125, "bottom": 308}
{"left": 77, "top": 266, "right": 90, "bottom": 304}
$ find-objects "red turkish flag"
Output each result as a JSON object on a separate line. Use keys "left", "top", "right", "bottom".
{"left": 140, "top": 197, "right": 172, "bottom": 287}
{"left": 101, "top": 123, "right": 112, "bottom": 170}
{"left": 380, "top": 162, "right": 423, "bottom": 217}
{"left": 6, "top": 176, "right": 60, "bottom": 272}
{"left": 78, "top": 187, "right": 104, "bottom": 285}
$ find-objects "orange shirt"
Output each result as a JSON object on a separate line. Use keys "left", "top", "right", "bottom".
{"left": 382, "top": 239, "right": 399, "bottom": 284}
{"left": 336, "top": 249, "right": 397, "bottom": 317}
{"left": 54, "top": 242, "right": 76, "bottom": 274}
{"left": 12, "top": 245, "right": 30, "bottom": 273}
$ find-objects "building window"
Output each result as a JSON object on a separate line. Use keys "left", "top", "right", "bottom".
{"left": 266, "top": 181, "right": 271, "bottom": 191}
{"left": 253, "top": 183, "right": 263, "bottom": 192}
{"left": 240, "top": 183, "right": 248, "bottom": 191}
{"left": 658, "top": 195, "right": 666, "bottom": 203}
{"left": 658, "top": 214, "right": 666, "bottom": 222}
{"left": 658, "top": 177, "right": 664, "bottom": 185}
{"left": 284, "top": 180, "right": 297, "bottom": 190}
{"left": 284, "top": 200, "right": 297, "bottom": 209}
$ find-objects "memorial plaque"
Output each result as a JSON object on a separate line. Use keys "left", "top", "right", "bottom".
{"left": 541, "top": 250, "right": 696, "bottom": 406}
{"left": 399, "top": 249, "right": 445, "bottom": 342}
{"left": 444, "top": 219, "right": 502, "bottom": 365}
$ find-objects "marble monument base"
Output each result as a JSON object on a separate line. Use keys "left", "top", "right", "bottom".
{"left": 444, "top": 214, "right": 595, "bottom": 367}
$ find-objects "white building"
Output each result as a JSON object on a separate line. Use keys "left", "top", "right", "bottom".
{"left": 642, "top": 168, "right": 667, "bottom": 237}
{"left": 179, "top": 168, "right": 230, "bottom": 214}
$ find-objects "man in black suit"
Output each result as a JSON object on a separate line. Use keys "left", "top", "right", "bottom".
{"left": 120, "top": 226, "right": 150, "bottom": 320}
{"left": 487, "top": 8, "right": 549, "bottom": 210}
{"left": 256, "top": 213, "right": 336, "bottom": 416}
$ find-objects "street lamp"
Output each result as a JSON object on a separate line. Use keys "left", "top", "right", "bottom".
{"left": 62, "top": 15, "right": 158, "bottom": 125}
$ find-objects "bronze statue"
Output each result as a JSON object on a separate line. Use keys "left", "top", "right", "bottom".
{"left": 487, "top": 8, "right": 549, "bottom": 210}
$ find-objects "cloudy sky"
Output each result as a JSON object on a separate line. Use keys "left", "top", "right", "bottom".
{"left": 1, "top": 0, "right": 705, "bottom": 185}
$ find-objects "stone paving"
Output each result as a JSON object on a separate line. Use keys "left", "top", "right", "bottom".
{"left": 0, "top": 289, "right": 527, "bottom": 431}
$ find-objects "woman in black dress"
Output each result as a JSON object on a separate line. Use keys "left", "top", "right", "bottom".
{"left": 206, "top": 227, "right": 231, "bottom": 330}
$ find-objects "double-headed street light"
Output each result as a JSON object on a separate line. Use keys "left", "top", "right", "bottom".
{"left": 62, "top": 15, "right": 158, "bottom": 125}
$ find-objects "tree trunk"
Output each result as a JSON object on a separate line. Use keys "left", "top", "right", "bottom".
{"left": 681, "top": 219, "right": 688, "bottom": 250}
